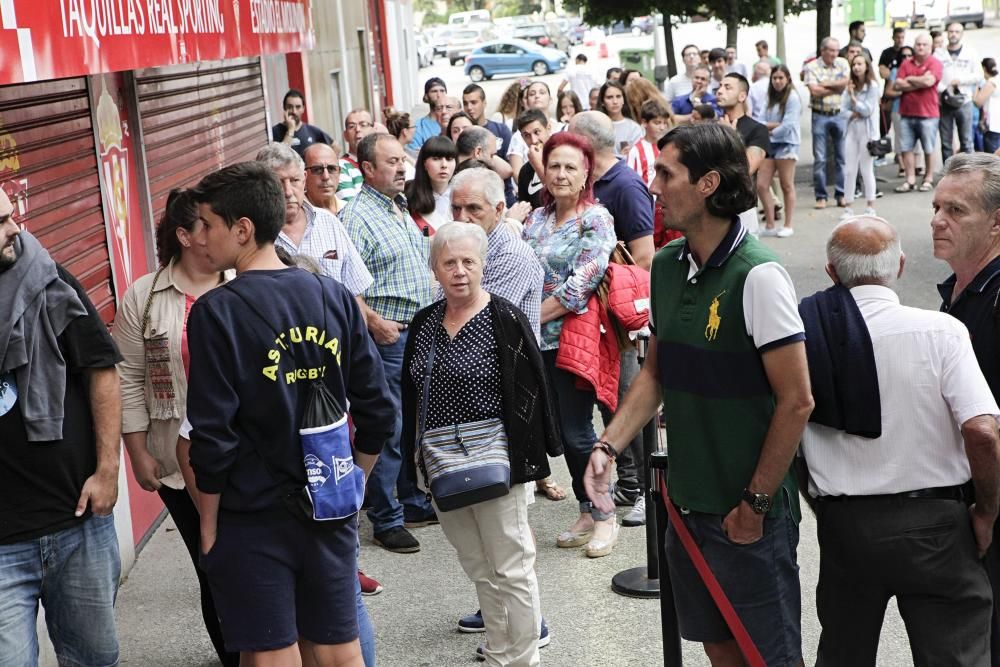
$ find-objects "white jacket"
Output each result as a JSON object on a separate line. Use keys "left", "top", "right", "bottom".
{"left": 935, "top": 44, "right": 982, "bottom": 99}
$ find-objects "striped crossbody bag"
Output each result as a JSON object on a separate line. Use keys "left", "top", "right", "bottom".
{"left": 417, "top": 323, "right": 510, "bottom": 512}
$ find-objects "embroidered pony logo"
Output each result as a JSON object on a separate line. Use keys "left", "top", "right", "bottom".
{"left": 705, "top": 290, "right": 727, "bottom": 341}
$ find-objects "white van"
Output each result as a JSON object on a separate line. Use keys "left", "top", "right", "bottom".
{"left": 449, "top": 10, "right": 491, "bottom": 26}
{"left": 889, "top": 0, "right": 985, "bottom": 28}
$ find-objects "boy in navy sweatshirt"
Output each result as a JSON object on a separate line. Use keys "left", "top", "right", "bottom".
{"left": 185, "top": 161, "right": 394, "bottom": 664}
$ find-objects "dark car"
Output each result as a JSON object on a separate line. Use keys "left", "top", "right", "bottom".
{"left": 511, "top": 23, "right": 570, "bottom": 54}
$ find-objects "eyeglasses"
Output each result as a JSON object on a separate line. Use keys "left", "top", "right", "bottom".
{"left": 306, "top": 164, "right": 341, "bottom": 176}
{"left": 345, "top": 121, "right": 373, "bottom": 130}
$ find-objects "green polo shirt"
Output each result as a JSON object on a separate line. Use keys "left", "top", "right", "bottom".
{"left": 651, "top": 221, "right": 804, "bottom": 520}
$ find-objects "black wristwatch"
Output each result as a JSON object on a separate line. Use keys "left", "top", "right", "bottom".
{"left": 741, "top": 488, "right": 772, "bottom": 515}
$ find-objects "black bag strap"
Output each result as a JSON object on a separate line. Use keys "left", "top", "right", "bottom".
{"left": 417, "top": 316, "right": 439, "bottom": 445}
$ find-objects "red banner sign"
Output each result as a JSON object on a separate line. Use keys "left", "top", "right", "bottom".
{"left": 0, "top": 0, "right": 313, "bottom": 85}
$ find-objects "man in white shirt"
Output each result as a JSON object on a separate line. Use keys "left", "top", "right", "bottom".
{"left": 725, "top": 46, "right": 749, "bottom": 78}
{"left": 559, "top": 54, "right": 598, "bottom": 110}
{"left": 664, "top": 44, "right": 701, "bottom": 101}
{"left": 800, "top": 215, "right": 999, "bottom": 666}
{"left": 256, "top": 142, "right": 373, "bottom": 303}
{"left": 749, "top": 60, "right": 773, "bottom": 122}
{"left": 935, "top": 22, "right": 982, "bottom": 160}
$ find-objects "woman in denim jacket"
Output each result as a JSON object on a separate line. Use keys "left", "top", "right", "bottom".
{"left": 758, "top": 65, "right": 802, "bottom": 237}
{"left": 839, "top": 54, "right": 882, "bottom": 219}
{"left": 111, "top": 190, "right": 235, "bottom": 666}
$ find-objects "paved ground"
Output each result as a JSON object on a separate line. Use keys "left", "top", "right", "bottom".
{"left": 110, "top": 12, "right": 984, "bottom": 667}
{"left": 114, "top": 160, "right": 944, "bottom": 666}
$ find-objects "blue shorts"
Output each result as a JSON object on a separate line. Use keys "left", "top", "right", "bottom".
{"left": 770, "top": 142, "right": 799, "bottom": 161}
{"left": 899, "top": 116, "right": 938, "bottom": 153}
{"left": 200, "top": 511, "right": 359, "bottom": 652}
{"left": 664, "top": 494, "right": 802, "bottom": 666}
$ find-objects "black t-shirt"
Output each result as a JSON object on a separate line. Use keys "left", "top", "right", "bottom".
{"left": 517, "top": 162, "right": 545, "bottom": 210}
{"left": 0, "top": 265, "right": 121, "bottom": 544}
{"left": 270, "top": 122, "right": 334, "bottom": 157}
{"left": 736, "top": 115, "right": 772, "bottom": 163}
{"left": 939, "top": 256, "right": 1000, "bottom": 399}
{"left": 879, "top": 45, "right": 904, "bottom": 72}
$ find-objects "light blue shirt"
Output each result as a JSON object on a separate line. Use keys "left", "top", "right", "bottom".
{"left": 764, "top": 89, "right": 802, "bottom": 146}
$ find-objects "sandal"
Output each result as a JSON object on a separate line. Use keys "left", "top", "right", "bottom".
{"left": 919, "top": 181, "right": 933, "bottom": 192}
{"left": 894, "top": 182, "right": 915, "bottom": 193}
{"left": 536, "top": 477, "right": 567, "bottom": 501}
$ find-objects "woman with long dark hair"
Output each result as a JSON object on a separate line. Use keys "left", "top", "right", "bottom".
{"left": 112, "top": 190, "right": 237, "bottom": 667}
{"left": 597, "top": 80, "right": 643, "bottom": 156}
{"left": 758, "top": 64, "right": 802, "bottom": 237}
{"left": 522, "top": 132, "right": 619, "bottom": 558}
{"left": 446, "top": 111, "right": 475, "bottom": 142}
{"left": 557, "top": 90, "right": 583, "bottom": 123}
{"left": 405, "top": 135, "right": 457, "bottom": 233}
{"left": 840, "top": 54, "right": 880, "bottom": 217}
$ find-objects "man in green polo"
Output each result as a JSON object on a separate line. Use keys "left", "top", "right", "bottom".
{"left": 584, "top": 123, "right": 814, "bottom": 666}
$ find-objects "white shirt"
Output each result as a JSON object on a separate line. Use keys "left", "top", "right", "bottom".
{"left": 987, "top": 77, "right": 1000, "bottom": 133}
{"left": 727, "top": 62, "right": 749, "bottom": 78}
{"left": 508, "top": 119, "right": 566, "bottom": 161}
{"left": 275, "top": 202, "right": 374, "bottom": 296}
{"left": 612, "top": 118, "right": 643, "bottom": 158}
{"left": 934, "top": 44, "right": 982, "bottom": 97}
{"left": 428, "top": 188, "right": 452, "bottom": 230}
{"left": 565, "top": 66, "right": 598, "bottom": 109}
{"left": 802, "top": 285, "right": 999, "bottom": 497}
{"left": 749, "top": 77, "right": 770, "bottom": 122}
{"left": 665, "top": 72, "right": 693, "bottom": 101}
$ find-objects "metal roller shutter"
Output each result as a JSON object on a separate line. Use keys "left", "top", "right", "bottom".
{"left": 0, "top": 78, "right": 116, "bottom": 322}
{"left": 135, "top": 58, "right": 269, "bottom": 224}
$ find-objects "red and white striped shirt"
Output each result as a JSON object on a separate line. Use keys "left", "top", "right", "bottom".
{"left": 627, "top": 138, "right": 659, "bottom": 187}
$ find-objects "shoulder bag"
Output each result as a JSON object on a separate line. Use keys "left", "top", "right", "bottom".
{"left": 417, "top": 318, "right": 510, "bottom": 512}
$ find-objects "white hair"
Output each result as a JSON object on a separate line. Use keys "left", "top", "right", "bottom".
{"left": 256, "top": 142, "right": 305, "bottom": 173}
{"left": 450, "top": 168, "right": 505, "bottom": 211}
{"left": 826, "top": 217, "right": 903, "bottom": 288}
{"left": 571, "top": 112, "right": 615, "bottom": 152}
{"left": 429, "top": 221, "right": 489, "bottom": 268}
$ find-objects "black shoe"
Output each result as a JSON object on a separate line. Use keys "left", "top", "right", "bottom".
{"left": 373, "top": 526, "right": 420, "bottom": 553}
{"left": 874, "top": 190, "right": 884, "bottom": 199}
{"left": 403, "top": 509, "right": 439, "bottom": 528}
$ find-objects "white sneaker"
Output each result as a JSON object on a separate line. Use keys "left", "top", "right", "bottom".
{"left": 839, "top": 207, "right": 855, "bottom": 221}
{"left": 759, "top": 227, "right": 779, "bottom": 237}
{"left": 776, "top": 227, "right": 795, "bottom": 238}
{"left": 864, "top": 207, "right": 877, "bottom": 216}
{"left": 622, "top": 495, "right": 646, "bottom": 526}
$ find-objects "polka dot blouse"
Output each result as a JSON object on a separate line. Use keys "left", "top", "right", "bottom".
{"left": 409, "top": 302, "right": 502, "bottom": 431}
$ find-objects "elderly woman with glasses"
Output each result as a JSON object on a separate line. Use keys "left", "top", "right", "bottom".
{"left": 401, "top": 222, "right": 561, "bottom": 666}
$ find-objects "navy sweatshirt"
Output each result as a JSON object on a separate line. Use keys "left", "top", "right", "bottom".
{"left": 187, "top": 268, "right": 394, "bottom": 514}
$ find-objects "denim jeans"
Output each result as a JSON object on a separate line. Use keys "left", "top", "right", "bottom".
{"left": 355, "top": 535, "right": 376, "bottom": 666}
{"left": 0, "top": 514, "right": 121, "bottom": 667}
{"left": 811, "top": 112, "right": 846, "bottom": 201}
{"left": 542, "top": 350, "right": 613, "bottom": 521}
{"left": 366, "top": 330, "right": 432, "bottom": 534}
{"left": 985, "top": 131, "right": 1000, "bottom": 155}
{"left": 939, "top": 101, "right": 974, "bottom": 160}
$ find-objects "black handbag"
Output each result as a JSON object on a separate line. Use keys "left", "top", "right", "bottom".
{"left": 867, "top": 136, "right": 892, "bottom": 157}
{"left": 942, "top": 87, "right": 968, "bottom": 109}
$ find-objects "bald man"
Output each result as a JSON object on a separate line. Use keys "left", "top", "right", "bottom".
{"left": 800, "top": 215, "right": 999, "bottom": 665}
{"left": 304, "top": 143, "right": 346, "bottom": 214}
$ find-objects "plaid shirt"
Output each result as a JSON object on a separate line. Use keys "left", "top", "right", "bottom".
{"left": 337, "top": 154, "right": 364, "bottom": 202}
{"left": 341, "top": 184, "right": 432, "bottom": 323}
{"left": 804, "top": 57, "right": 850, "bottom": 113}
{"left": 274, "top": 202, "right": 373, "bottom": 296}
{"left": 435, "top": 222, "right": 544, "bottom": 341}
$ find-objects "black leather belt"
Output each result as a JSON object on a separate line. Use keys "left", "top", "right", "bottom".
{"left": 817, "top": 484, "right": 965, "bottom": 502}
{"left": 812, "top": 108, "right": 840, "bottom": 116}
